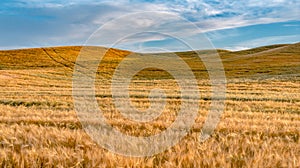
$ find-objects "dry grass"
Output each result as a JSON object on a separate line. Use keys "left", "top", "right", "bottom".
{"left": 0, "top": 43, "right": 299, "bottom": 167}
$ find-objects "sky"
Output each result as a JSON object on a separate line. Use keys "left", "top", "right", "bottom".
{"left": 0, "top": 0, "right": 299, "bottom": 51}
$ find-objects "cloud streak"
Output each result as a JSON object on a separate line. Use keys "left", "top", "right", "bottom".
{"left": 0, "top": 0, "right": 299, "bottom": 50}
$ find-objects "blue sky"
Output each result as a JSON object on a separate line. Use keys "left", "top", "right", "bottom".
{"left": 0, "top": 0, "right": 299, "bottom": 51}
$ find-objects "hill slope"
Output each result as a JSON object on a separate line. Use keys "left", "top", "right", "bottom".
{"left": 1, "top": 43, "right": 298, "bottom": 79}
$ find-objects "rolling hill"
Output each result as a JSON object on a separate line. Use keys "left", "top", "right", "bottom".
{"left": 0, "top": 43, "right": 299, "bottom": 167}
{"left": 0, "top": 42, "right": 299, "bottom": 78}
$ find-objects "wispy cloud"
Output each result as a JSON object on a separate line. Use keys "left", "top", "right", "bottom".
{"left": 0, "top": 0, "right": 299, "bottom": 50}
{"left": 224, "top": 46, "right": 251, "bottom": 51}
{"left": 236, "top": 35, "right": 300, "bottom": 48}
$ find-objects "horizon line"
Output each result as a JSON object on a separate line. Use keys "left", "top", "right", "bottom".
{"left": 0, "top": 42, "right": 298, "bottom": 53}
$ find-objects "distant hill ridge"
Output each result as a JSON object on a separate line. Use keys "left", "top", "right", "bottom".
{"left": 0, "top": 42, "right": 299, "bottom": 79}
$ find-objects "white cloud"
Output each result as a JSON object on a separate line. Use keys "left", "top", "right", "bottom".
{"left": 0, "top": 0, "right": 299, "bottom": 50}
{"left": 224, "top": 46, "right": 251, "bottom": 51}
{"left": 104, "top": 0, "right": 300, "bottom": 35}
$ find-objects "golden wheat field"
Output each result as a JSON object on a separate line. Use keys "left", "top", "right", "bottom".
{"left": 0, "top": 43, "right": 299, "bottom": 167}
